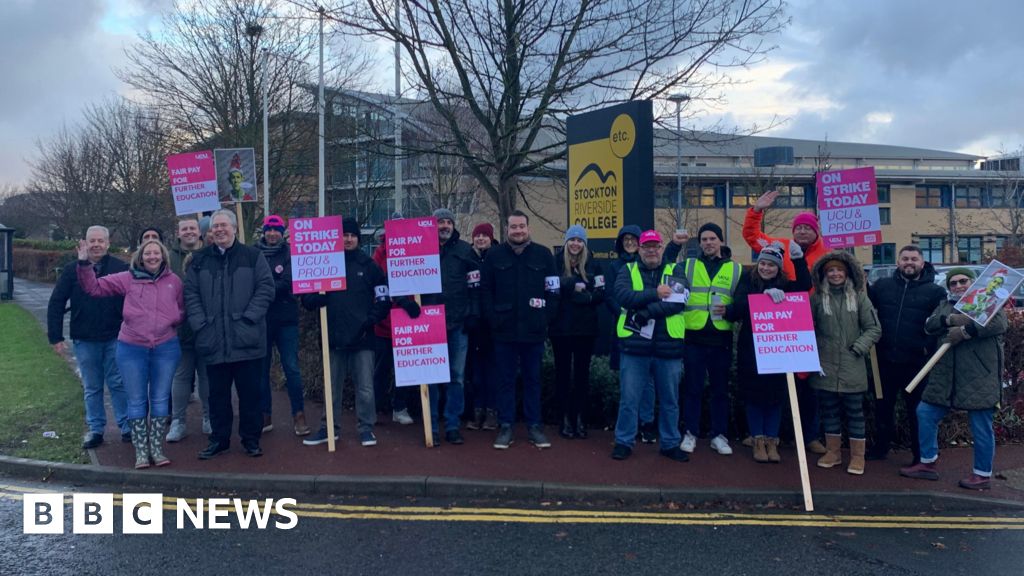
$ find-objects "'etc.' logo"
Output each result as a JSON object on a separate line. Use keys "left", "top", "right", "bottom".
{"left": 23, "top": 493, "right": 298, "bottom": 534}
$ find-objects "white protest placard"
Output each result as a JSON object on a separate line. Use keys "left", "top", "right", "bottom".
{"left": 953, "top": 260, "right": 1024, "bottom": 326}
{"left": 384, "top": 218, "right": 442, "bottom": 296}
{"left": 392, "top": 305, "right": 450, "bottom": 387}
{"left": 166, "top": 151, "right": 220, "bottom": 215}
{"left": 749, "top": 292, "right": 821, "bottom": 374}
{"left": 816, "top": 167, "right": 882, "bottom": 249}
{"left": 289, "top": 216, "right": 346, "bottom": 294}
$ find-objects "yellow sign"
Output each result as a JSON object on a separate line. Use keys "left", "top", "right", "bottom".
{"left": 568, "top": 118, "right": 634, "bottom": 239}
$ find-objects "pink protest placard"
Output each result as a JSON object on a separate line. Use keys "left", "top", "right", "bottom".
{"left": 816, "top": 166, "right": 882, "bottom": 249}
{"left": 289, "top": 216, "right": 346, "bottom": 294}
{"left": 167, "top": 151, "right": 220, "bottom": 215}
{"left": 384, "top": 218, "right": 441, "bottom": 296}
{"left": 391, "top": 305, "right": 450, "bottom": 387}
{"left": 749, "top": 291, "right": 821, "bottom": 374}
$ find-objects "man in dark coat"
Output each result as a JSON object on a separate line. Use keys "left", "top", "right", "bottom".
{"left": 185, "top": 209, "right": 275, "bottom": 459}
{"left": 867, "top": 245, "right": 947, "bottom": 463}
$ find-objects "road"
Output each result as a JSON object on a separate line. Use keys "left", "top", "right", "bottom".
{"left": 2, "top": 479, "right": 1023, "bottom": 576}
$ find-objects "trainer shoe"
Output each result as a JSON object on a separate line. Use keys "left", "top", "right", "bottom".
{"left": 710, "top": 434, "right": 733, "bottom": 455}
{"left": 202, "top": 416, "right": 212, "bottom": 435}
{"left": 527, "top": 425, "right": 551, "bottom": 449}
{"left": 262, "top": 414, "right": 274, "bottom": 433}
{"left": 482, "top": 409, "right": 499, "bottom": 431}
{"left": 166, "top": 419, "right": 187, "bottom": 443}
{"left": 639, "top": 422, "right": 658, "bottom": 444}
{"left": 899, "top": 461, "right": 940, "bottom": 481}
{"left": 359, "top": 431, "right": 378, "bottom": 447}
{"left": 81, "top": 432, "right": 103, "bottom": 450}
{"left": 660, "top": 446, "right": 690, "bottom": 462}
{"left": 392, "top": 409, "right": 414, "bottom": 425}
{"left": 303, "top": 428, "right": 338, "bottom": 446}
{"left": 681, "top": 432, "right": 697, "bottom": 453}
{"left": 958, "top": 474, "right": 991, "bottom": 491}
{"left": 493, "top": 424, "right": 514, "bottom": 449}
{"left": 611, "top": 444, "right": 633, "bottom": 461}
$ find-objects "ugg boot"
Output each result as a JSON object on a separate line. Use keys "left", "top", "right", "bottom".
{"left": 766, "top": 437, "right": 781, "bottom": 463}
{"left": 149, "top": 417, "right": 171, "bottom": 467}
{"left": 130, "top": 418, "right": 151, "bottom": 469}
{"left": 816, "top": 434, "right": 843, "bottom": 468}
{"left": 752, "top": 436, "right": 769, "bottom": 463}
{"left": 847, "top": 438, "right": 866, "bottom": 475}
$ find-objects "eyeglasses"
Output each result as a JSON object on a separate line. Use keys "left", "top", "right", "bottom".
{"left": 949, "top": 278, "right": 972, "bottom": 286}
{"left": 639, "top": 245, "right": 661, "bottom": 251}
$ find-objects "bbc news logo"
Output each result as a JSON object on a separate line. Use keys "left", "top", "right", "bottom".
{"left": 23, "top": 493, "right": 298, "bottom": 534}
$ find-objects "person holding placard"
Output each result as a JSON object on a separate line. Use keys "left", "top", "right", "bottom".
{"left": 809, "top": 251, "right": 881, "bottom": 475}
{"left": 466, "top": 222, "right": 498, "bottom": 431}
{"left": 77, "top": 238, "right": 184, "bottom": 469}
{"left": 900, "top": 268, "right": 1007, "bottom": 490}
{"left": 421, "top": 208, "right": 480, "bottom": 445}
{"left": 301, "top": 217, "right": 396, "bottom": 448}
{"left": 551, "top": 225, "right": 605, "bottom": 440}
{"left": 480, "top": 210, "right": 559, "bottom": 450}
{"left": 610, "top": 230, "right": 689, "bottom": 462}
{"left": 370, "top": 232, "right": 413, "bottom": 425}
{"left": 727, "top": 242, "right": 812, "bottom": 463}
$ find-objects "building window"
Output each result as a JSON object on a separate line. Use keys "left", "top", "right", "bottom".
{"left": 879, "top": 207, "right": 891, "bottom": 225}
{"left": 955, "top": 186, "right": 984, "bottom": 208}
{"left": 920, "top": 237, "right": 944, "bottom": 263}
{"left": 877, "top": 184, "right": 891, "bottom": 204}
{"left": 686, "top": 186, "right": 720, "bottom": 208}
{"left": 957, "top": 236, "right": 983, "bottom": 264}
{"left": 872, "top": 243, "right": 895, "bottom": 265}
{"left": 915, "top": 185, "right": 949, "bottom": 208}
{"left": 730, "top": 184, "right": 762, "bottom": 208}
{"left": 774, "top": 185, "right": 806, "bottom": 208}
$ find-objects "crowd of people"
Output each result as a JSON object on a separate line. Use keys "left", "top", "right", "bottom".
{"left": 47, "top": 191, "right": 1007, "bottom": 490}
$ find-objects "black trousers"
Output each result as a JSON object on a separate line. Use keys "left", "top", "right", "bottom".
{"left": 551, "top": 335, "right": 595, "bottom": 422}
{"left": 874, "top": 358, "right": 927, "bottom": 461}
{"left": 206, "top": 358, "right": 264, "bottom": 449}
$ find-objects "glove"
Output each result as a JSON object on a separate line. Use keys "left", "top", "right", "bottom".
{"left": 398, "top": 298, "right": 421, "bottom": 319}
{"left": 947, "top": 314, "right": 972, "bottom": 327}
{"left": 788, "top": 241, "right": 804, "bottom": 260}
{"left": 764, "top": 288, "right": 785, "bottom": 304}
{"left": 946, "top": 326, "right": 969, "bottom": 346}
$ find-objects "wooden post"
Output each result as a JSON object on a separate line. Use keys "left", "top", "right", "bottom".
{"left": 234, "top": 202, "right": 246, "bottom": 243}
{"left": 869, "top": 346, "right": 883, "bottom": 400}
{"left": 786, "top": 372, "right": 814, "bottom": 512}
{"left": 319, "top": 305, "right": 336, "bottom": 452}
{"left": 413, "top": 294, "right": 434, "bottom": 448}
{"left": 905, "top": 342, "right": 951, "bottom": 394}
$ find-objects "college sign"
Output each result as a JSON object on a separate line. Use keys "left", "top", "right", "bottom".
{"left": 566, "top": 101, "right": 653, "bottom": 256}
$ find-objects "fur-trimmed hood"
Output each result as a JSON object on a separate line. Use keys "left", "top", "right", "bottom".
{"left": 811, "top": 250, "right": 866, "bottom": 293}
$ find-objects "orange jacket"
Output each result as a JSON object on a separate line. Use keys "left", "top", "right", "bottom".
{"left": 742, "top": 208, "right": 827, "bottom": 281}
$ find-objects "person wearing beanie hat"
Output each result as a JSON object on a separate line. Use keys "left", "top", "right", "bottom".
{"left": 422, "top": 206, "right": 481, "bottom": 445}
{"left": 551, "top": 224, "right": 603, "bottom": 440}
{"left": 139, "top": 227, "right": 164, "bottom": 246}
{"left": 198, "top": 216, "right": 212, "bottom": 244}
{"left": 900, "top": 265, "right": 1007, "bottom": 490}
{"left": 263, "top": 215, "right": 286, "bottom": 233}
{"left": 300, "top": 214, "right": 391, "bottom": 449}
{"left": 742, "top": 189, "right": 827, "bottom": 282}
{"left": 467, "top": 221, "right": 497, "bottom": 430}
{"left": 471, "top": 222, "right": 495, "bottom": 258}
{"left": 866, "top": 245, "right": 947, "bottom": 463}
{"left": 726, "top": 238, "right": 812, "bottom": 463}
{"left": 677, "top": 221, "right": 742, "bottom": 456}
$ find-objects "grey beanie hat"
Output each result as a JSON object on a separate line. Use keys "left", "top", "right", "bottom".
{"left": 432, "top": 208, "right": 456, "bottom": 223}
{"left": 757, "top": 242, "right": 785, "bottom": 268}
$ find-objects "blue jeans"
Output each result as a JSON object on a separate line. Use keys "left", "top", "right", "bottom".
{"left": 494, "top": 341, "right": 544, "bottom": 426}
{"left": 683, "top": 343, "right": 731, "bottom": 437}
{"left": 116, "top": 338, "right": 181, "bottom": 420}
{"left": 262, "top": 324, "right": 305, "bottom": 416}
{"left": 612, "top": 338, "right": 655, "bottom": 425}
{"left": 745, "top": 402, "right": 783, "bottom": 437}
{"left": 917, "top": 402, "right": 995, "bottom": 477}
{"left": 324, "top": 349, "right": 376, "bottom": 434}
{"left": 73, "top": 339, "right": 128, "bottom": 435}
{"left": 615, "top": 353, "right": 683, "bottom": 451}
{"left": 429, "top": 329, "right": 469, "bottom": 432}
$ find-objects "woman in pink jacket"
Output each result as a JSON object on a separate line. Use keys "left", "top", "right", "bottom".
{"left": 78, "top": 238, "right": 184, "bottom": 469}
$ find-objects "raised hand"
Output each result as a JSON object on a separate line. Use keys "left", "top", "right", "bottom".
{"left": 77, "top": 239, "right": 89, "bottom": 261}
{"left": 753, "top": 190, "right": 779, "bottom": 213}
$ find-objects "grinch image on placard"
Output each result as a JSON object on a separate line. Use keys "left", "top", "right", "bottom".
{"left": 214, "top": 148, "right": 257, "bottom": 203}
{"left": 954, "top": 260, "right": 1024, "bottom": 326}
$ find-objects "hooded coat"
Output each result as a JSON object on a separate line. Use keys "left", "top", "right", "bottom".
{"left": 808, "top": 251, "right": 881, "bottom": 394}
{"left": 603, "top": 225, "right": 642, "bottom": 316}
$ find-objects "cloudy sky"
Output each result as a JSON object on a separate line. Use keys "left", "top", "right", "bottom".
{"left": 2, "top": 0, "right": 1023, "bottom": 190}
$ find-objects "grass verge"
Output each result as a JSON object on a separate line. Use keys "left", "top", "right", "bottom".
{"left": 0, "top": 302, "right": 89, "bottom": 463}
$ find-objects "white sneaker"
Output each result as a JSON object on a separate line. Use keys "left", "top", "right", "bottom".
{"left": 165, "top": 420, "right": 187, "bottom": 443}
{"left": 681, "top": 432, "right": 697, "bottom": 453}
{"left": 710, "top": 434, "right": 733, "bottom": 455}
{"left": 202, "top": 416, "right": 212, "bottom": 435}
{"left": 392, "top": 409, "right": 414, "bottom": 425}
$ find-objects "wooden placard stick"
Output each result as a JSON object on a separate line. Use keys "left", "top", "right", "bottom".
{"left": 234, "top": 202, "right": 246, "bottom": 243}
{"left": 319, "top": 303, "right": 336, "bottom": 452}
{"left": 414, "top": 294, "right": 434, "bottom": 448}
{"left": 869, "top": 346, "right": 883, "bottom": 400}
{"left": 786, "top": 372, "right": 814, "bottom": 512}
{"left": 904, "top": 342, "right": 951, "bottom": 394}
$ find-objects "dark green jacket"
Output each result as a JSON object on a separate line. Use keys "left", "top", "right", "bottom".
{"left": 922, "top": 300, "right": 1007, "bottom": 410}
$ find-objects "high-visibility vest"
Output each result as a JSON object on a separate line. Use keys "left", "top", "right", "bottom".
{"left": 616, "top": 262, "right": 685, "bottom": 340}
{"left": 682, "top": 257, "right": 740, "bottom": 331}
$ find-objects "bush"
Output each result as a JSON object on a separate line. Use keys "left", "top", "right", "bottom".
{"left": 13, "top": 238, "right": 78, "bottom": 251}
{"left": 12, "top": 248, "right": 73, "bottom": 283}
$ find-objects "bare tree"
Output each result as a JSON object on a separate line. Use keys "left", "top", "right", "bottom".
{"left": 324, "top": 0, "right": 786, "bottom": 232}
{"left": 985, "top": 148, "right": 1024, "bottom": 249}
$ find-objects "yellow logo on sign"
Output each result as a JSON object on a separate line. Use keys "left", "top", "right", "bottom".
{"left": 609, "top": 114, "right": 635, "bottom": 158}
{"left": 568, "top": 140, "right": 623, "bottom": 240}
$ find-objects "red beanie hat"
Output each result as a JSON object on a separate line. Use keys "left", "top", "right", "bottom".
{"left": 471, "top": 222, "right": 495, "bottom": 241}
{"left": 792, "top": 212, "right": 820, "bottom": 236}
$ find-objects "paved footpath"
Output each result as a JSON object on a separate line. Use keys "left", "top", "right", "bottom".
{"left": 9, "top": 276, "right": 1024, "bottom": 508}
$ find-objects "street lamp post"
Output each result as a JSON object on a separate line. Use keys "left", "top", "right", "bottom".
{"left": 667, "top": 93, "right": 690, "bottom": 230}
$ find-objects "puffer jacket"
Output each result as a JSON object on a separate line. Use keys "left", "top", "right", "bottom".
{"left": 614, "top": 260, "right": 687, "bottom": 359}
{"left": 184, "top": 240, "right": 276, "bottom": 365}
{"left": 868, "top": 262, "right": 947, "bottom": 364}
{"left": 921, "top": 301, "right": 1007, "bottom": 410}
{"left": 603, "top": 225, "right": 642, "bottom": 316}
{"left": 550, "top": 247, "right": 605, "bottom": 337}
{"left": 77, "top": 262, "right": 184, "bottom": 348}
{"left": 809, "top": 251, "right": 881, "bottom": 394}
